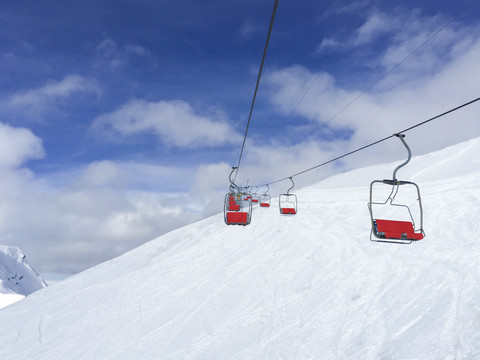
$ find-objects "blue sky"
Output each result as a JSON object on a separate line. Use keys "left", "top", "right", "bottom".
{"left": 1, "top": 0, "right": 479, "bottom": 276}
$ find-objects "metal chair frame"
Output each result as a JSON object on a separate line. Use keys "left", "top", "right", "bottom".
{"left": 368, "top": 134, "right": 425, "bottom": 244}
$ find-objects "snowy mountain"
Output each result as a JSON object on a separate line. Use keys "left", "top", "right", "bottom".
{"left": 0, "top": 137, "right": 479, "bottom": 359}
{"left": 0, "top": 245, "right": 47, "bottom": 309}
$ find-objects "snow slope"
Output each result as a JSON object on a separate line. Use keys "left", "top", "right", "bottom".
{"left": 0, "top": 246, "right": 47, "bottom": 309}
{"left": 0, "top": 137, "right": 479, "bottom": 359}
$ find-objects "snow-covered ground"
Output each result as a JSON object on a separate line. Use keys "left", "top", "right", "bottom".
{"left": 0, "top": 137, "right": 479, "bottom": 359}
{"left": 0, "top": 246, "right": 47, "bottom": 310}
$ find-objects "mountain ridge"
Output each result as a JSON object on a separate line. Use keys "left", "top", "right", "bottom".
{"left": 0, "top": 245, "right": 47, "bottom": 309}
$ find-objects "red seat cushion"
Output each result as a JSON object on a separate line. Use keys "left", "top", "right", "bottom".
{"left": 281, "top": 208, "right": 296, "bottom": 215}
{"left": 228, "top": 204, "right": 240, "bottom": 211}
{"left": 375, "top": 219, "right": 423, "bottom": 240}
{"left": 260, "top": 203, "right": 270, "bottom": 207}
{"left": 227, "top": 211, "right": 248, "bottom": 224}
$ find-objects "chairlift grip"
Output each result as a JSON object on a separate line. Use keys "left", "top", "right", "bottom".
{"left": 382, "top": 179, "right": 412, "bottom": 186}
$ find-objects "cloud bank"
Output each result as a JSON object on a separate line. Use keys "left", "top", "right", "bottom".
{"left": 4, "top": 75, "right": 100, "bottom": 118}
{"left": 93, "top": 99, "right": 241, "bottom": 148}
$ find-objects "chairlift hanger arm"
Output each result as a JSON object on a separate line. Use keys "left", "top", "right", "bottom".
{"left": 392, "top": 134, "right": 412, "bottom": 181}
{"left": 263, "top": 184, "right": 270, "bottom": 195}
{"left": 286, "top": 177, "right": 295, "bottom": 195}
{"left": 229, "top": 167, "right": 240, "bottom": 193}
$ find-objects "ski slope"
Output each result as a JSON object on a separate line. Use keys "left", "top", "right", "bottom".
{"left": 0, "top": 137, "right": 479, "bottom": 359}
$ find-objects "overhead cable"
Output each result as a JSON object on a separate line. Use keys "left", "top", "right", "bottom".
{"left": 234, "top": 0, "right": 279, "bottom": 182}
{"left": 256, "top": 96, "right": 480, "bottom": 187}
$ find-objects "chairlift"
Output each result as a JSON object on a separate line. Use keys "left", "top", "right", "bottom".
{"left": 259, "top": 184, "right": 271, "bottom": 207}
{"left": 367, "top": 134, "right": 425, "bottom": 244}
{"left": 224, "top": 167, "right": 252, "bottom": 226}
{"left": 279, "top": 177, "right": 297, "bottom": 215}
{"left": 251, "top": 187, "right": 259, "bottom": 204}
{"left": 241, "top": 188, "right": 252, "bottom": 201}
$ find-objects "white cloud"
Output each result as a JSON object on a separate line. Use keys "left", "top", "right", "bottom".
{"left": 316, "top": 9, "right": 450, "bottom": 58}
{"left": 265, "top": 62, "right": 479, "bottom": 156}
{"left": 95, "top": 38, "right": 154, "bottom": 69}
{"left": 1, "top": 52, "right": 16, "bottom": 60}
{"left": 265, "top": 64, "right": 351, "bottom": 121}
{"left": 0, "top": 156, "right": 209, "bottom": 275}
{"left": 0, "top": 122, "right": 44, "bottom": 168}
{"left": 375, "top": 14, "right": 473, "bottom": 78}
{"left": 229, "top": 138, "right": 353, "bottom": 196}
{"left": 92, "top": 99, "right": 242, "bottom": 148}
{"left": 190, "top": 162, "right": 232, "bottom": 216}
{"left": 239, "top": 18, "right": 261, "bottom": 38}
{"left": 317, "top": 10, "right": 398, "bottom": 54}
{"left": 0, "top": 116, "right": 213, "bottom": 274}
{"left": 262, "top": 18, "right": 480, "bottom": 176}
{"left": 125, "top": 44, "right": 151, "bottom": 57}
{"left": 331, "top": 0, "right": 371, "bottom": 15}
{"left": 316, "top": 38, "right": 342, "bottom": 54}
{"left": 192, "top": 162, "right": 231, "bottom": 193}
{"left": 95, "top": 38, "right": 124, "bottom": 68}
{"left": 4, "top": 75, "right": 100, "bottom": 117}
{"left": 75, "top": 161, "right": 132, "bottom": 189}
{"left": 352, "top": 12, "right": 397, "bottom": 46}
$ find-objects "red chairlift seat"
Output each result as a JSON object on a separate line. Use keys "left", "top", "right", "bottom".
{"left": 226, "top": 211, "right": 249, "bottom": 225}
{"left": 374, "top": 219, "right": 424, "bottom": 241}
{"left": 280, "top": 207, "right": 296, "bottom": 214}
{"left": 260, "top": 202, "right": 270, "bottom": 207}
